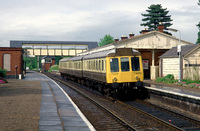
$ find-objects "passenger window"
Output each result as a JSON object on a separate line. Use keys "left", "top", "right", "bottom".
{"left": 102, "top": 60, "right": 104, "bottom": 71}
{"left": 110, "top": 58, "right": 119, "bottom": 72}
{"left": 131, "top": 57, "right": 140, "bottom": 71}
{"left": 99, "top": 60, "right": 101, "bottom": 71}
{"left": 121, "top": 57, "right": 130, "bottom": 72}
{"left": 96, "top": 60, "right": 98, "bottom": 70}
{"left": 93, "top": 61, "right": 95, "bottom": 70}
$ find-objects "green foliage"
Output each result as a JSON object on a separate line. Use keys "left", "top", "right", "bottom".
{"left": 196, "top": 22, "right": 200, "bottom": 43}
{"left": 181, "top": 79, "right": 200, "bottom": 84}
{"left": 55, "top": 56, "right": 63, "bottom": 65}
{"left": 24, "top": 56, "right": 41, "bottom": 70}
{"left": 156, "top": 74, "right": 177, "bottom": 84}
{"left": 141, "top": 4, "right": 173, "bottom": 32}
{"left": 48, "top": 65, "right": 59, "bottom": 72}
{"left": 0, "top": 68, "right": 7, "bottom": 78}
{"left": 98, "top": 34, "right": 114, "bottom": 47}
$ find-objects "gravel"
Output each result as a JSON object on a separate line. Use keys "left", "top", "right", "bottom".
{"left": 0, "top": 79, "right": 41, "bottom": 131}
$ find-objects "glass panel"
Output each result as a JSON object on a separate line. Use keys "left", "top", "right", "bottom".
{"left": 96, "top": 60, "right": 98, "bottom": 70}
{"left": 102, "top": 60, "right": 104, "bottom": 71}
{"left": 131, "top": 57, "right": 140, "bottom": 71}
{"left": 121, "top": 57, "right": 130, "bottom": 72}
{"left": 110, "top": 58, "right": 119, "bottom": 72}
{"left": 99, "top": 60, "right": 101, "bottom": 71}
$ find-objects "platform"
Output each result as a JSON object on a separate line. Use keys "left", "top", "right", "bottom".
{"left": 24, "top": 71, "right": 95, "bottom": 131}
{"left": 144, "top": 80, "right": 200, "bottom": 101}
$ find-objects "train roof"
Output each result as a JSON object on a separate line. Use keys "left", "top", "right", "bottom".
{"left": 59, "top": 48, "right": 140, "bottom": 62}
{"left": 83, "top": 48, "right": 140, "bottom": 60}
{"left": 59, "top": 57, "right": 71, "bottom": 62}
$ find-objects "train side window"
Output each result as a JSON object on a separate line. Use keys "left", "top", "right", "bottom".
{"left": 89, "top": 61, "right": 90, "bottom": 70}
{"left": 96, "top": 60, "right": 98, "bottom": 70}
{"left": 99, "top": 60, "right": 101, "bottom": 71}
{"left": 110, "top": 58, "right": 119, "bottom": 72}
{"left": 93, "top": 60, "right": 95, "bottom": 70}
{"left": 121, "top": 57, "right": 130, "bottom": 72}
{"left": 102, "top": 60, "right": 104, "bottom": 71}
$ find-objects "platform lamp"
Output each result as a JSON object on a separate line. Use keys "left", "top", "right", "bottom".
{"left": 167, "top": 28, "right": 181, "bottom": 82}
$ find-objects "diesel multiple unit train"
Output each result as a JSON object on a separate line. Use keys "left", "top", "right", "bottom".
{"left": 59, "top": 48, "right": 148, "bottom": 99}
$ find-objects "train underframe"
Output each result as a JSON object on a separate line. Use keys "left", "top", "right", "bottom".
{"left": 61, "top": 73, "right": 149, "bottom": 100}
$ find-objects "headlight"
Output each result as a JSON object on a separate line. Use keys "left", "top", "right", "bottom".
{"left": 136, "top": 76, "right": 139, "bottom": 80}
{"left": 113, "top": 77, "right": 117, "bottom": 82}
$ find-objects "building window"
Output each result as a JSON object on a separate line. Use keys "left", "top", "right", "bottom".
{"left": 45, "top": 58, "right": 52, "bottom": 63}
{"left": 3, "top": 54, "right": 11, "bottom": 71}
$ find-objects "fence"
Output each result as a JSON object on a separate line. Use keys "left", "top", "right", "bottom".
{"left": 183, "top": 67, "right": 200, "bottom": 80}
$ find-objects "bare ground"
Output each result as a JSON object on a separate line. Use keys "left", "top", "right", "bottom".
{"left": 0, "top": 79, "right": 41, "bottom": 131}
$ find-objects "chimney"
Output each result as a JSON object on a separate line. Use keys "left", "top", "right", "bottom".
{"left": 114, "top": 37, "right": 119, "bottom": 42}
{"left": 157, "top": 22, "right": 164, "bottom": 33}
{"left": 141, "top": 28, "right": 150, "bottom": 34}
{"left": 129, "top": 32, "right": 135, "bottom": 38}
{"left": 121, "top": 35, "right": 128, "bottom": 40}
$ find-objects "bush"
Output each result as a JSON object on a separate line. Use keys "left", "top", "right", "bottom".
{"left": 0, "top": 68, "right": 7, "bottom": 78}
{"left": 156, "top": 74, "right": 177, "bottom": 84}
{"left": 165, "top": 74, "right": 174, "bottom": 80}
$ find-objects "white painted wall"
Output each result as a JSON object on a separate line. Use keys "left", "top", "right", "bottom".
{"left": 162, "top": 58, "right": 179, "bottom": 79}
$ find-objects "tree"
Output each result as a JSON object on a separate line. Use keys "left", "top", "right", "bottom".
{"left": 197, "top": 24, "right": 200, "bottom": 43}
{"left": 141, "top": 4, "right": 173, "bottom": 32}
{"left": 197, "top": 1, "right": 200, "bottom": 43}
{"left": 98, "top": 34, "right": 114, "bottom": 47}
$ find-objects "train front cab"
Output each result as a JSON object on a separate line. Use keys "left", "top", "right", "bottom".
{"left": 106, "top": 55, "right": 148, "bottom": 99}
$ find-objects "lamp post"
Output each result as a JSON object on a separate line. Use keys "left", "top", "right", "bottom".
{"left": 167, "top": 28, "right": 181, "bottom": 82}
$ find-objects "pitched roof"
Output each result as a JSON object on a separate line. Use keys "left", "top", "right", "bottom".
{"left": 159, "top": 44, "right": 199, "bottom": 58}
{"left": 114, "top": 31, "right": 194, "bottom": 46}
{"left": 10, "top": 40, "right": 98, "bottom": 50}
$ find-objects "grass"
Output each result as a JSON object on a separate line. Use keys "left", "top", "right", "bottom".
{"left": 48, "top": 65, "right": 59, "bottom": 72}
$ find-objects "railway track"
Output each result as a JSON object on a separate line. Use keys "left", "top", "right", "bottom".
{"left": 44, "top": 72, "right": 200, "bottom": 130}
{"left": 125, "top": 100, "right": 200, "bottom": 130}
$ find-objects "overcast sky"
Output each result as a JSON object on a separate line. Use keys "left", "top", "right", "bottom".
{"left": 0, "top": 0, "right": 199, "bottom": 47}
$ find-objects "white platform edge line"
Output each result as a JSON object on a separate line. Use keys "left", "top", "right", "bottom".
{"left": 145, "top": 86, "right": 200, "bottom": 100}
{"left": 44, "top": 74, "right": 96, "bottom": 131}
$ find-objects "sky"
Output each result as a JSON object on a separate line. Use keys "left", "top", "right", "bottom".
{"left": 0, "top": 0, "right": 199, "bottom": 47}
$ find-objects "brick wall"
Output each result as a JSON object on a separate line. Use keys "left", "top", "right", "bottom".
{"left": 0, "top": 47, "right": 23, "bottom": 76}
{"left": 138, "top": 50, "right": 167, "bottom": 78}
{"left": 44, "top": 59, "right": 55, "bottom": 71}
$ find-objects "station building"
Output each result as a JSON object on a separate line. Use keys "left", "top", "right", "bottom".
{"left": 79, "top": 24, "right": 194, "bottom": 80}
{"left": 0, "top": 47, "right": 24, "bottom": 78}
